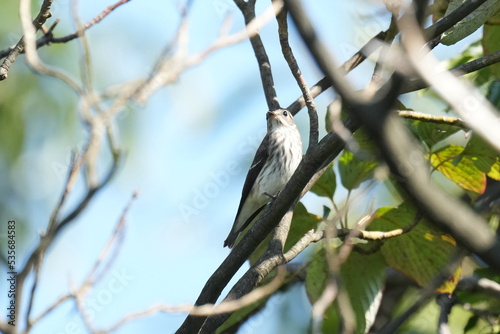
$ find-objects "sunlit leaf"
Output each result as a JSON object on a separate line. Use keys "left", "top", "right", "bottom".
{"left": 463, "top": 133, "right": 500, "bottom": 174}
{"left": 368, "top": 202, "right": 460, "bottom": 293}
{"left": 429, "top": 145, "right": 486, "bottom": 194}
{"left": 408, "top": 120, "right": 462, "bottom": 149}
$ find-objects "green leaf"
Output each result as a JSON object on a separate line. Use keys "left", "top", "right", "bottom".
{"left": 305, "top": 250, "right": 328, "bottom": 304}
{"left": 463, "top": 133, "right": 500, "bottom": 174}
{"left": 339, "top": 251, "right": 386, "bottom": 333}
{"left": 429, "top": 144, "right": 487, "bottom": 194}
{"left": 482, "top": 11, "right": 500, "bottom": 79}
{"left": 338, "top": 151, "right": 378, "bottom": 190}
{"left": 305, "top": 249, "right": 386, "bottom": 334}
{"left": 441, "top": 0, "right": 500, "bottom": 45}
{"left": 284, "top": 202, "right": 322, "bottom": 253}
{"left": 408, "top": 120, "right": 462, "bottom": 149}
{"left": 368, "top": 202, "right": 460, "bottom": 293}
{"left": 310, "top": 162, "right": 336, "bottom": 199}
{"left": 463, "top": 314, "right": 480, "bottom": 333}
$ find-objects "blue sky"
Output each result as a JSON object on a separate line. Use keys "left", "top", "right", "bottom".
{"left": 0, "top": 0, "right": 482, "bottom": 333}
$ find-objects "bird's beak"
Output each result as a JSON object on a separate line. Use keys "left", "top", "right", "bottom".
{"left": 266, "top": 111, "right": 279, "bottom": 119}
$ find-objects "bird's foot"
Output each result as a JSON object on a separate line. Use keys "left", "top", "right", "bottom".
{"left": 263, "top": 191, "right": 279, "bottom": 200}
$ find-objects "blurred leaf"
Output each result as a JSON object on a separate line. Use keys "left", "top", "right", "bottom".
{"left": 305, "top": 248, "right": 386, "bottom": 334}
{"left": 284, "top": 202, "right": 322, "bottom": 252}
{"left": 482, "top": 11, "right": 500, "bottom": 79}
{"left": 369, "top": 202, "right": 460, "bottom": 293}
{"left": 463, "top": 314, "right": 480, "bottom": 333}
{"left": 310, "top": 163, "right": 336, "bottom": 199}
{"left": 429, "top": 145, "right": 487, "bottom": 194}
{"left": 456, "top": 268, "right": 500, "bottom": 314}
{"left": 441, "top": 0, "right": 500, "bottom": 45}
{"left": 487, "top": 80, "right": 500, "bottom": 109}
{"left": 463, "top": 133, "right": 500, "bottom": 173}
{"left": 338, "top": 151, "right": 377, "bottom": 190}
{"left": 305, "top": 250, "right": 328, "bottom": 304}
{"left": 485, "top": 172, "right": 500, "bottom": 191}
{"left": 351, "top": 127, "right": 378, "bottom": 153}
{"left": 339, "top": 251, "right": 386, "bottom": 333}
{"left": 429, "top": 0, "right": 452, "bottom": 22}
{"left": 408, "top": 119, "right": 462, "bottom": 149}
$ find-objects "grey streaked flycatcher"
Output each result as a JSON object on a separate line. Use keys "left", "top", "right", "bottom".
{"left": 224, "top": 109, "right": 302, "bottom": 248}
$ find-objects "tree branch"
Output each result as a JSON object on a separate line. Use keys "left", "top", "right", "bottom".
{"left": 285, "top": 0, "right": 500, "bottom": 271}
{"left": 234, "top": 0, "right": 281, "bottom": 110}
{"left": 276, "top": 6, "right": 318, "bottom": 149}
{"left": 402, "top": 49, "right": 500, "bottom": 93}
{"left": 0, "top": 0, "right": 53, "bottom": 80}
{"left": 422, "top": 0, "right": 489, "bottom": 41}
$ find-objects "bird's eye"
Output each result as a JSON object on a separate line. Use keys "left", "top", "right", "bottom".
{"left": 283, "top": 110, "right": 288, "bottom": 117}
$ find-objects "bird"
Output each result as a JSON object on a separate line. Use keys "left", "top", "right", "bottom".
{"left": 224, "top": 109, "right": 302, "bottom": 248}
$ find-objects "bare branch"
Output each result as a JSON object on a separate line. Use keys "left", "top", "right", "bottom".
{"left": 134, "top": 1, "right": 283, "bottom": 104}
{"left": 27, "top": 191, "right": 138, "bottom": 331}
{"left": 0, "top": 0, "right": 132, "bottom": 80}
{"left": 275, "top": 6, "right": 319, "bottom": 149}
{"left": 0, "top": 0, "right": 53, "bottom": 80}
{"left": 234, "top": 0, "right": 281, "bottom": 111}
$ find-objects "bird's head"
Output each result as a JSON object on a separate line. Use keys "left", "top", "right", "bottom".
{"left": 266, "top": 109, "right": 296, "bottom": 132}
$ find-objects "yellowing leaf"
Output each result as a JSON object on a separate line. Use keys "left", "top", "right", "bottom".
{"left": 368, "top": 202, "right": 461, "bottom": 293}
{"left": 429, "top": 145, "right": 486, "bottom": 194}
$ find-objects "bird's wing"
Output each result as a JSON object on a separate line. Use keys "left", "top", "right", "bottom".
{"left": 235, "top": 134, "right": 268, "bottom": 222}
{"left": 224, "top": 135, "right": 269, "bottom": 248}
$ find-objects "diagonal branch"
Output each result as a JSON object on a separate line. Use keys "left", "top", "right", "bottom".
{"left": 276, "top": 5, "right": 319, "bottom": 149}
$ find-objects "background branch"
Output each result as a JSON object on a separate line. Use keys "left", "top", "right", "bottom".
{"left": 234, "top": 0, "right": 281, "bottom": 110}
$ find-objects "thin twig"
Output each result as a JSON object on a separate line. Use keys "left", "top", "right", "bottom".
{"left": 0, "top": 0, "right": 132, "bottom": 61}
{"left": 276, "top": 5, "right": 318, "bottom": 149}
{"left": 104, "top": 268, "right": 286, "bottom": 333}
{"left": 397, "top": 110, "right": 467, "bottom": 128}
{"left": 235, "top": 0, "right": 281, "bottom": 111}
{"left": 0, "top": 0, "right": 53, "bottom": 80}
